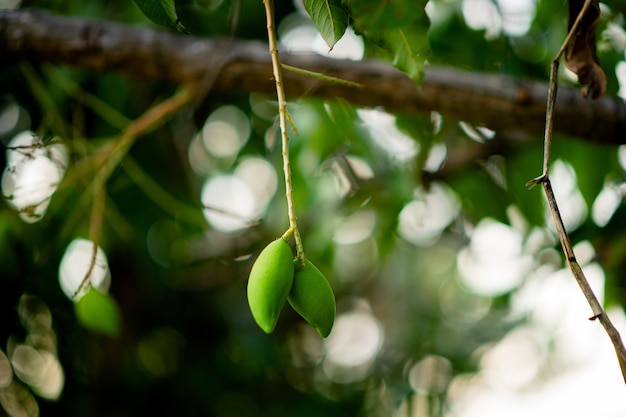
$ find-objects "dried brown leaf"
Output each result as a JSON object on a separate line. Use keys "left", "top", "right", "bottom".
{"left": 565, "top": 0, "right": 606, "bottom": 99}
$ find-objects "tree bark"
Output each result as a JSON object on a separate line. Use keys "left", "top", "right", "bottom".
{"left": 2, "top": 8, "right": 626, "bottom": 144}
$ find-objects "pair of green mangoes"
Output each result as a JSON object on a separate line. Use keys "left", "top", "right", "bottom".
{"left": 247, "top": 238, "right": 335, "bottom": 337}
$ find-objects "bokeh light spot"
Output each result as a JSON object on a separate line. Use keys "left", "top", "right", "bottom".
{"left": 398, "top": 182, "right": 460, "bottom": 247}
{"left": 408, "top": 354, "right": 452, "bottom": 395}
{"left": 458, "top": 218, "right": 531, "bottom": 296}
{"left": 146, "top": 219, "right": 179, "bottom": 268}
{"left": 616, "top": 61, "right": 626, "bottom": 100}
{"left": 423, "top": 142, "right": 447, "bottom": 173}
{"left": 0, "top": 101, "right": 21, "bottom": 137}
{"left": 0, "top": 350, "right": 11, "bottom": 389}
{"left": 357, "top": 109, "right": 418, "bottom": 163}
{"left": 334, "top": 210, "right": 376, "bottom": 245}
{"left": 58, "top": 238, "right": 111, "bottom": 301}
{"left": 592, "top": 183, "right": 622, "bottom": 227}
{"left": 439, "top": 279, "right": 492, "bottom": 326}
{"left": 2, "top": 132, "right": 68, "bottom": 223}
{"left": 279, "top": 12, "right": 320, "bottom": 54}
{"left": 234, "top": 157, "right": 278, "bottom": 215}
{"left": 463, "top": 0, "right": 501, "bottom": 38}
{"left": 462, "top": 0, "right": 535, "bottom": 38}
{"left": 188, "top": 134, "right": 214, "bottom": 176}
{"left": 313, "top": 26, "right": 364, "bottom": 60}
{"left": 323, "top": 305, "right": 383, "bottom": 383}
{"left": 479, "top": 326, "right": 545, "bottom": 388}
{"left": 201, "top": 174, "right": 256, "bottom": 233}
{"left": 11, "top": 345, "right": 43, "bottom": 388}
{"left": 459, "top": 122, "right": 495, "bottom": 143}
{"left": 330, "top": 155, "right": 374, "bottom": 198}
{"left": 201, "top": 105, "right": 250, "bottom": 160}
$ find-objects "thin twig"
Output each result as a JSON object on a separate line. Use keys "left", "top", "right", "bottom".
{"left": 556, "top": 0, "right": 595, "bottom": 60}
{"left": 528, "top": 0, "right": 626, "bottom": 384}
{"left": 73, "top": 185, "right": 106, "bottom": 298}
{"left": 281, "top": 63, "right": 364, "bottom": 88}
{"left": 262, "top": 0, "right": 304, "bottom": 263}
{"left": 72, "top": 86, "right": 195, "bottom": 298}
{"left": 106, "top": 88, "right": 194, "bottom": 172}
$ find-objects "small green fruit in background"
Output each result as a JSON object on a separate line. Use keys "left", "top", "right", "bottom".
{"left": 288, "top": 260, "right": 336, "bottom": 338}
{"left": 74, "top": 288, "right": 121, "bottom": 336}
{"left": 247, "top": 238, "right": 294, "bottom": 334}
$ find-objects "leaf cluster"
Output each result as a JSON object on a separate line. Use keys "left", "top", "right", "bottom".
{"left": 132, "top": 0, "right": 431, "bottom": 82}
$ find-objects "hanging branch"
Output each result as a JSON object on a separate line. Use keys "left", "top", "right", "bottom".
{"left": 262, "top": 0, "right": 305, "bottom": 262}
{"left": 527, "top": 0, "right": 626, "bottom": 383}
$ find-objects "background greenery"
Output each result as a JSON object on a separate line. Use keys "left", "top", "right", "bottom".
{"left": 1, "top": 0, "right": 626, "bottom": 416}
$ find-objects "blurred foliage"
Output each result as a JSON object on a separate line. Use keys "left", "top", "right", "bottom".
{"left": 2, "top": 0, "right": 626, "bottom": 416}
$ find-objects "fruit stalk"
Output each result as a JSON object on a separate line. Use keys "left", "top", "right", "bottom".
{"left": 262, "top": 0, "right": 304, "bottom": 264}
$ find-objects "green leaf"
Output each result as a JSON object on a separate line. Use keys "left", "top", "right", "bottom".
{"left": 303, "top": 0, "right": 349, "bottom": 50}
{"left": 387, "top": 26, "right": 430, "bottom": 83}
{"left": 74, "top": 289, "right": 122, "bottom": 336}
{"left": 344, "top": 0, "right": 430, "bottom": 83}
{"left": 133, "top": 0, "right": 187, "bottom": 32}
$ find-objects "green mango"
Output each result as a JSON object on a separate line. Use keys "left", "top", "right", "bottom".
{"left": 247, "top": 238, "right": 294, "bottom": 334}
{"left": 288, "top": 260, "right": 336, "bottom": 338}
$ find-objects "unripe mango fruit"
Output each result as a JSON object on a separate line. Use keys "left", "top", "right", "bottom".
{"left": 288, "top": 260, "right": 336, "bottom": 338}
{"left": 247, "top": 238, "right": 294, "bottom": 334}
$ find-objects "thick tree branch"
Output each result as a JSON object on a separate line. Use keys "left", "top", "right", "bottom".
{"left": 2, "top": 9, "right": 626, "bottom": 144}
